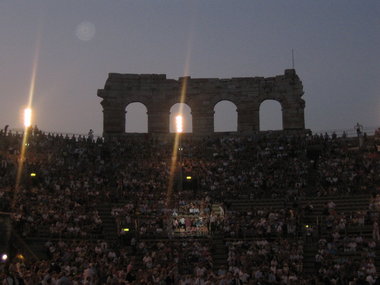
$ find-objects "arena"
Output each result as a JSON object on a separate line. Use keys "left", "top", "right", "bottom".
{"left": 1, "top": 0, "right": 379, "bottom": 283}
{"left": 0, "top": 122, "right": 379, "bottom": 284}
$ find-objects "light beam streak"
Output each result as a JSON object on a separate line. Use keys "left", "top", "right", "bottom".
{"left": 166, "top": 28, "right": 194, "bottom": 206}
{"left": 13, "top": 26, "right": 42, "bottom": 208}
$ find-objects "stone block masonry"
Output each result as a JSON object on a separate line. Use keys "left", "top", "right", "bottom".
{"left": 98, "top": 69, "right": 305, "bottom": 136}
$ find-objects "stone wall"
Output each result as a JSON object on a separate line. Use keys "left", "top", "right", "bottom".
{"left": 97, "top": 69, "right": 305, "bottom": 136}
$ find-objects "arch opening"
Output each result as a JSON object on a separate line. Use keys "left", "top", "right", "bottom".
{"left": 259, "top": 100, "right": 283, "bottom": 131}
{"left": 170, "top": 103, "right": 192, "bottom": 133}
{"left": 125, "top": 102, "right": 148, "bottom": 133}
{"left": 214, "top": 100, "right": 237, "bottom": 132}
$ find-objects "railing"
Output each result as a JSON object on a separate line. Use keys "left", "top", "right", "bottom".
{"left": 6, "top": 128, "right": 103, "bottom": 142}
{"left": 6, "top": 126, "right": 379, "bottom": 140}
{"left": 312, "top": 126, "right": 378, "bottom": 138}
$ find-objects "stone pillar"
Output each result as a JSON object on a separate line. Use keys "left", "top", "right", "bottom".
{"left": 283, "top": 106, "right": 305, "bottom": 130}
{"left": 147, "top": 109, "right": 170, "bottom": 133}
{"left": 238, "top": 108, "right": 260, "bottom": 133}
{"left": 192, "top": 110, "right": 214, "bottom": 135}
{"left": 102, "top": 105, "right": 126, "bottom": 135}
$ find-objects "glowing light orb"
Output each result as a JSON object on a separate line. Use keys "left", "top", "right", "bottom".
{"left": 175, "top": 115, "right": 183, "bottom": 133}
{"left": 24, "top": 108, "right": 32, "bottom": 128}
{"left": 76, "top": 21, "right": 96, "bottom": 41}
{"left": 1, "top": 254, "right": 7, "bottom": 261}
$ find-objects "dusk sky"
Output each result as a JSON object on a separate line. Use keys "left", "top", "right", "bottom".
{"left": 0, "top": 0, "right": 379, "bottom": 135}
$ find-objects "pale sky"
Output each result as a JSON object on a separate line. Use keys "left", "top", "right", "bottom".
{"left": 0, "top": 0, "right": 379, "bottom": 135}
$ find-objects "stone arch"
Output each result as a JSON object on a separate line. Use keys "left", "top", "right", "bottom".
{"left": 259, "top": 99, "right": 283, "bottom": 131}
{"left": 125, "top": 102, "right": 148, "bottom": 133}
{"left": 169, "top": 103, "right": 192, "bottom": 133}
{"left": 98, "top": 70, "right": 305, "bottom": 136}
{"left": 214, "top": 100, "right": 238, "bottom": 132}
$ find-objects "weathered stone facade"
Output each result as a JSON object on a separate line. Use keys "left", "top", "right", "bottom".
{"left": 97, "top": 69, "right": 305, "bottom": 136}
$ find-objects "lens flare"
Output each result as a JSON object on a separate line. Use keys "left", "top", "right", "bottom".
{"left": 24, "top": 108, "right": 32, "bottom": 128}
{"left": 175, "top": 115, "right": 183, "bottom": 133}
{"left": 166, "top": 10, "right": 195, "bottom": 206}
{"left": 166, "top": 78, "right": 189, "bottom": 206}
{"left": 76, "top": 21, "right": 96, "bottom": 41}
{"left": 14, "top": 22, "right": 42, "bottom": 207}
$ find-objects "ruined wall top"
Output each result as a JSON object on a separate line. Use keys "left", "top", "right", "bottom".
{"left": 98, "top": 69, "right": 305, "bottom": 135}
{"left": 98, "top": 69, "right": 302, "bottom": 98}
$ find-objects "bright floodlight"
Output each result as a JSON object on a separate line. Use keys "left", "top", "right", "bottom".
{"left": 24, "top": 108, "right": 32, "bottom": 128}
{"left": 175, "top": 115, "right": 183, "bottom": 133}
{"left": 1, "top": 254, "right": 7, "bottom": 261}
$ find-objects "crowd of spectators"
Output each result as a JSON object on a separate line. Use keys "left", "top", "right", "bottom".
{"left": 222, "top": 207, "right": 300, "bottom": 239}
{"left": 0, "top": 125, "right": 379, "bottom": 284}
{"left": 226, "top": 239, "right": 304, "bottom": 284}
{"left": 316, "top": 233, "right": 378, "bottom": 284}
{"left": 314, "top": 199, "right": 379, "bottom": 284}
